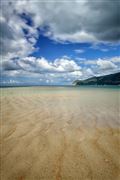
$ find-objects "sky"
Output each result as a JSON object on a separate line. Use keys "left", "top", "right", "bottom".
{"left": 0, "top": 0, "right": 120, "bottom": 86}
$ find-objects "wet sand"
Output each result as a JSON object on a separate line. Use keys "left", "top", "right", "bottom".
{"left": 0, "top": 87, "right": 120, "bottom": 180}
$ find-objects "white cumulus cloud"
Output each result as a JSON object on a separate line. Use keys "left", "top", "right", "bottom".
{"left": 97, "top": 59, "right": 117, "bottom": 70}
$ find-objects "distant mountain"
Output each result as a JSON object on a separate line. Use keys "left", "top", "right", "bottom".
{"left": 73, "top": 72, "right": 120, "bottom": 86}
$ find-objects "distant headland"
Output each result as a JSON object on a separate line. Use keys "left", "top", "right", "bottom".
{"left": 73, "top": 72, "right": 120, "bottom": 86}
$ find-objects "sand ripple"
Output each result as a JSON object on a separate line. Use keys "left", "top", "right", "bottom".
{"left": 0, "top": 87, "right": 120, "bottom": 180}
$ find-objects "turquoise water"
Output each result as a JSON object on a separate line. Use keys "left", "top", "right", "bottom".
{"left": 1, "top": 85, "right": 119, "bottom": 97}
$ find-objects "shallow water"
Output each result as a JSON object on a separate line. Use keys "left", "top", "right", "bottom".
{"left": 1, "top": 87, "right": 120, "bottom": 180}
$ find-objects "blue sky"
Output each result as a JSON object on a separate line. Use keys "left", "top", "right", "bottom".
{"left": 32, "top": 35, "right": 119, "bottom": 60}
{"left": 1, "top": 0, "right": 120, "bottom": 86}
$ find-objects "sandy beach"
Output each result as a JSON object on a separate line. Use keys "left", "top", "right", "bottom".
{"left": 0, "top": 87, "right": 120, "bottom": 180}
